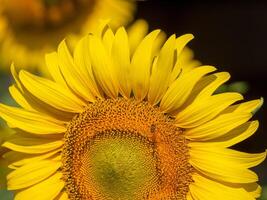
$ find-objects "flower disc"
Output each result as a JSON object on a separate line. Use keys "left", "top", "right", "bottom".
{"left": 62, "top": 98, "right": 193, "bottom": 199}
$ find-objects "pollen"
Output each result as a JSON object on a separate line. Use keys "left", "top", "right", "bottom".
{"left": 62, "top": 98, "right": 193, "bottom": 200}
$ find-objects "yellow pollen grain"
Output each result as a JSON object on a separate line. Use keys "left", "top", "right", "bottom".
{"left": 62, "top": 98, "right": 193, "bottom": 200}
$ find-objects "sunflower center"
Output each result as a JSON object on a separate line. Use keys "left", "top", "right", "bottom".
{"left": 62, "top": 98, "right": 193, "bottom": 200}
{"left": 1, "top": 0, "right": 95, "bottom": 29}
{"left": 81, "top": 131, "right": 158, "bottom": 199}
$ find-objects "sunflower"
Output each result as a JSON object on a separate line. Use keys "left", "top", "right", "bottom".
{"left": 0, "top": 23, "right": 266, "bottom": 200}
{"left": 0, "top": 0, "right": 135, "bottom": 71}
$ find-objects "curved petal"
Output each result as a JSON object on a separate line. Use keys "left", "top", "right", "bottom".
{"left": 9, "top": 85, "right": 33, "bottom": 111}
{"left": 195, "top": 72, "right": 231, "bottom": 100}
{"left": 0, "top": 104, "right": 66, "bottom": 134}
{"left": 102, "top": 28, "right": 115, "bottom": 54}
{"left": 15, "top": 172, "right": 64, "bottom": 200}
{"left": 170, "top": 34, "right": 194, "bottom": 82}
{"left": 180, "top": 72, "right": 231, "bottom": 111}
{"left": 222, "top": 98, "right": 263, "bottom": 114}
{"left": 7, "top": 160, "right": 61, "bottom": 190}
{"left": 73, "top": 36, "right": 102, "bottom": 99}
{"left": 160, "top": 66, "right": 216, "bottom": 112}
{"left": 176, "top": 93, "right": 243, "bottom": 128}
{"left": 4, "top": 150, "right": 60, "bottom": 168}
{"left": 3, "top": 137, "right": 63, "bottom": 154}
{"left": 19, "top": 70, "right": 85, "bottom": 113}
{"left": 57, "top": 41, "right": 96, "bottom": 102}
{"left": 89, "top": 34, "right": 119, "bottom": 98}
{"left": 191, "top": 147, "right": 266, "bottom": 169}
{"left": 57, "top": 192, "right": 69, "bottom": 200}
{"left": 185, "top": 112, "right": 252, "bottom": 141}
{"left": 9, "top": 65, "right": 75, "bottom": 121}
{"left": 112, "top": 27, "right": 131, "bottom": 98}
{"left": 189, "top": 174, "right": 255, "bottom": 200}
{"left": 148, "top": 35, "right": 176, "bottom": 105}
{"left": 189, "top": 121, "right": 259, "bottom": 148}
{"left": 131, "top": 30, "right": 161, "bottom": 100}
{"left": 170, "top": 47, "right": 201, "bottom": 83}
{"left": 45, "top": 52, "right": 67, "bottom": 87}
{"left": 190, "top": 148, "right": 260, "bottom": 183}
{"left": 127, "top": 19, "right": 149, "bottom": 54}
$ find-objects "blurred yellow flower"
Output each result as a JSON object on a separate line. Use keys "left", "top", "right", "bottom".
{"left": 0, "top": 22, "right": 265, "bottom": 199}
{"left": 0, "top": 126, "right": 13, "bottom": 190}
{"left": 0, "top": 0, "right": 136, "bottom": 71}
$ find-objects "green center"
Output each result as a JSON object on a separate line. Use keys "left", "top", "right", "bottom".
{"left": 81, "top": 133, "right": 158, "bottom": 199}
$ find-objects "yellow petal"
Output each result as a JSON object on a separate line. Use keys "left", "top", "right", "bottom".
{"left": 223, "top": 98, "right": 263, "bottom": 114}
{"left": 190, "top": 148, "right": 259, "bottom": 183}
{"left": 190, "top": 174, "right": 255, "bottom": 200}
{"left": 15, "top": 172, "right": 64, "bottom": 200}
{"left": 10, "top": 64, "right": 23, "bottom": 90}
{"left": 170, "top": 47, "right": 200, "bottom": 83}
{"left": 57, "top": 41, "right": 96, "bottom": 102}
{"left": 242, "top": 183, "right": 262, "bottom": 198}
{"left": 131, "top": 30, "right": 161, "bottom": 100}
{"left": 176, "top": 92, "right": 243, "bottom": 128}
{"left": 0, "top": 104, "right": 66, "bottom": 134}
{"left": 189, "top": 121, "right": 259, "bottom": 148}
{"left": 7, "top": 160, "right": 61, "bottom": 190}
{"left": 112, "top": 27, "right": 131, "bottom": 98}
{"left": 195, "top": 72, "right": 231, "bottom": 100}
{"left": 216, "top": 183, "right": 262, "bottom": 199}
{"left": 168, "top": 34, "right": 195, "bottom": 83}
{"left": 186, "top": 112, "right": 252, "bottom": 141}
{"left": 4, "top": 150, "right": 60, "bottom": 167}
{"left": 9, "top": 85, "right": 33, "bottom": 111}
{"left": 127, "top": 19, "right": 149, "bottom": 54}
{"left": 103, "top": 28, "right": 115, "bottom": 54}
{"left": 89, "top": 34, "right": 119, "bottom": 98}
{"left": 179, "top": 72, "right": 230, "bottom": 112}
{"left": 186, "top": 193, "right": 194, "bottom": 200}
{"left": 148, "top": 35, "right": 176, "bottom": 105}
{"left": 9, "top": 64, "right": 75, "bottom": 121}
{"left": 73, "top": 36, "right": 102, "bottom": 99}
{"left": 45, "top": 52, "right": 67, "bottom": 87}
{"left": 192, "top": 147, "right": 266, "bottom": 169}
{"left": 58, "top": 192, "right": 69, "bottom": 200}
{"left": 3, "top": 137, "right": 63, "bottom": 154}
{"left": 19, "top": 70, "right": 85, "bottom": 113}
{"left": 160, "top": 66, "right": 216, "bottom": 112}
{"left": 175, "top": 34, "right": 194, "bottom": 54}
{"left": 95, "top": 19, "right": 110, "bottom": 39}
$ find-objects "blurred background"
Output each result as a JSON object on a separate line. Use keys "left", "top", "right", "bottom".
{"left": 136, "top": 0, "right": 267, "bottom": 188}
{"left": 0, "top": 0, "right": 266, "bottom": 199}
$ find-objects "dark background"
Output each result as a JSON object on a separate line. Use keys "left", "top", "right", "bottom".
{"left": 137, "top": 0, "right": 267, "bottom": 183}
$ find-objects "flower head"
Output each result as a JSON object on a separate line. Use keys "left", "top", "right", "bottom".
{"left": 0, "top": 0, "right": 136, "bottom": 71}
{"left": 0, "top": 23, "right": 265, "bottom": 199}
